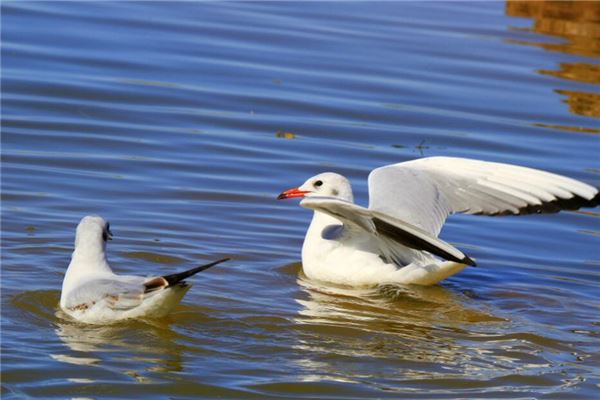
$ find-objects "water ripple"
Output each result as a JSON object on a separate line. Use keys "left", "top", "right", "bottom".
{"left": 2, "top": 1, "right": 599, "bottom": 398}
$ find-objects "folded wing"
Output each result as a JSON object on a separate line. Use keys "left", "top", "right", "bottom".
{"left": 63, "top": 278, "right": 149, "bottom": 312}
{"left": 301, "top": 196, "right": 475, "bottom": 266}
{"left": 368, "top": 157, "right": 599, "bottom": 237}
{"left": 64, "top": 258, "right": 230, "bottom": 313}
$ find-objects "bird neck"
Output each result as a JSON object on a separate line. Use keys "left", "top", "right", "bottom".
{"left": 68, "top": 244, "right": 113, "bottom": 276}
{"left": 302, "top": 210, "right": 345, "bottom": 269}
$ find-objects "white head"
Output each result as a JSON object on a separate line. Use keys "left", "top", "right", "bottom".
{"left": 61, "top": 215, "right": 114, "bottom": 304}
{"left": 73, "top": 215, "right": 113, "bottom": 258}
{"left": 278, "top": 172, "right": 354, "bottom": 202}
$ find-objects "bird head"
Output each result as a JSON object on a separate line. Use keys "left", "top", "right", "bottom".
{"left": 74, "top": 215, "right": 113, "bottom": 252}
{"left": 278, "top": 172, "right": 354, "bottom": 203}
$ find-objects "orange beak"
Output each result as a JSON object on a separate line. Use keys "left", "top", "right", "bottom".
{"left": 277, "top": 187, "right": 310, "bottom": 200}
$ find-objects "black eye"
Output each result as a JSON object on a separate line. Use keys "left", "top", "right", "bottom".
{"left": 314, "top": 180, "right": 323, "bottom": 188}
{"left": 102, "top": 222, "right": 111, "bottom": 242}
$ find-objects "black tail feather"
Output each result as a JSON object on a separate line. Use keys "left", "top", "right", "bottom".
{"left": 162, "top": 258, "right": 230, "bottom": 286}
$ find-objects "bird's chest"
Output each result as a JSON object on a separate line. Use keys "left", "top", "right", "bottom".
{"left": 301, "top": 224, "right": 386, "bottom": 285}
{"left": 302, "top": 225, "right": 343, "bottom": 265}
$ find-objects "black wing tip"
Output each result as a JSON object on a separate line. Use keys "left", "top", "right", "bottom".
{"left": 162, "top": 257, "right": 231, "bottom": 286}
{"left": 462, "top": 255, "right": 477, "bottom": 267}
{"left": 525, "top": 191, "right": 600, "bottom": 214}
{"left": 210, "top": 257, "right": 231, "bottom": 266}
{"left": 373, "top": 216, "right": 476, "bottom": 267}
{"left": 483, "top": 190, "right": 600, "bottom": 217}
{"left": 592, "top": 190, "right": 600, "bottom": 207}
{"left": 193, "top": 257, "right": 231, "bottom": 272}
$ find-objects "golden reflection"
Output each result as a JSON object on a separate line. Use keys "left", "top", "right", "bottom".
{"left": 555, "top": 89, "right": 600, "bottom": 119}
{"left": 540, "top": 62, "right": 600, "bottom": 85}
{"left": 506, "top": 1, "right": 600, "bottom": 119}
{"left": 52, "top": 310, "right": 185, "bottom": 381}
{"left": 276, "top": 130, "right": 296, "bottom": 139}
{"left": 533, "top": 122, "right": 600, "bottom": 134}
{"left": 506, "top": 1, "right": 600, "bottom": 57}
{"left": 291, "top": 275, "right": 514, "bottom": 382}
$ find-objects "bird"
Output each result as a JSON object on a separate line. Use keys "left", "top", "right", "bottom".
{"left": 60, "top": 215, "right": 229, "bottom": 324}
{"left": 277, "top": 157, "right": 599, "bottom": 287}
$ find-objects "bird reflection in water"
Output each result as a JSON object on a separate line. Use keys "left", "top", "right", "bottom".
{"left": 52, "top": 309, "right": 186, "bottom": 382}
{"left": 291, "top": 273, "right": 512, "bottom": 384}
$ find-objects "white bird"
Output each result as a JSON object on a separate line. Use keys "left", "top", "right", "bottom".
{"left": 278, "top": 157, "right": 599, "bottom": 287}
{"left": 60, "top": 215, "right": 228, "bottom": 324}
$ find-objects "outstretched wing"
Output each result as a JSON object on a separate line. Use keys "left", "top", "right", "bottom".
{"left": 368, "top": 157, "right": 599, "bottom": 237}
{"left": 300, "top": 196, "right": 475, "bottom": 266}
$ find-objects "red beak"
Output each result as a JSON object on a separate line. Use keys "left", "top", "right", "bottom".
{"left": 277, "top": 187, "right": 310, "bottom": 200}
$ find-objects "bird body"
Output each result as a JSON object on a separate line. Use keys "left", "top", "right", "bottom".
{"left": 300, "top": 202, "right": 467, "bottom": 286}
{"left": 279, "top": 157, "right": 598, "bottom": 287}
{"left": 60, "top": 215, "right": 228, "bottom": 324}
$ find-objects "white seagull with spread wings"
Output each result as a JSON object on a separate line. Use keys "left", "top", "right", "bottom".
{"left": 60, "top": 215, "right": 228, "bottom": 324}
{"left": 278, "top": 157, "right": 598, "bottom": 286}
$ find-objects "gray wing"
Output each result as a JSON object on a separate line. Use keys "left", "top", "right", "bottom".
{"left": 368, "top": 157, "right": 599, "bottom": 237}
{"left": 300, "top": 196, "right": 475, "bottom": 266}
{"left": 63, "top": 277, "right": 160, "bottom": 312}
{"left": 62, "top": 259, "right": 229, "bottom": 312}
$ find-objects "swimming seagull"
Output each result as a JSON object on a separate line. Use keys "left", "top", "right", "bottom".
{"left": 60, "top": 215, "right": 229, "bottom": 324}
{"left": 278, "top": 157, "right": 599, "bottom": 286}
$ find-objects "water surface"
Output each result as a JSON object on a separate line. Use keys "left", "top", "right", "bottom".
{"left": 2, "top": 1, "right": 599, "bottom": 398}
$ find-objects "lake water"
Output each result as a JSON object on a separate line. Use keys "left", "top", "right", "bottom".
{"left": 2, "top": 1, "right": 599, "bottom": 398}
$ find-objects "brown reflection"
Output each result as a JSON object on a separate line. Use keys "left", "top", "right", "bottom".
{"left": 506, "top": 1, "right": 600, "bottom": 58}
{"left": 540, "top": 63, "right": 600, "bottom": 85}
{"left": 555, "top": 89, "right": 600, "bottom": 119}
{"left": 533, "top": 122, "right": 600, "bottom": 135}
{"left": 506, "top": 1, "right": 600, "bottom": 119}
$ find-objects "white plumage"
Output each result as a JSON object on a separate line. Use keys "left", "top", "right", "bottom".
{"left": 278, "top": 157, "right": 598, "bottom": 286}
{"left": 60, "top": 215, "right": 228, "bottom": 324}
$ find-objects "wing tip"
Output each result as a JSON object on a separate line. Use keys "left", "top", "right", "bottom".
{"left": 478, "top": 189, "right": 600, "bottom": 216}
{"left": 524, "top": 190, "right": 599, "bottom": 214}
{"left": 461, "top": 255, "right": 477, "bottom": 267}
{"left": 591, "top": 189, "right": 600, "bottom": 206}
{"left": 162, "top": 257, "right": 230, "bottom": 286}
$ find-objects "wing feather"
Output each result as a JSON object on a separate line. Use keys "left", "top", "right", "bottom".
{"left": 64, "top": 278, "right": 148, "bottom": 312}
{"left": 368, "top": 157, "right": 598, "bottom": 236}
{"left": 63, "top": 259, "right": 228, "bottom": 314}
{"left": 300, "top": 196, "right": 474, "bottom": 266}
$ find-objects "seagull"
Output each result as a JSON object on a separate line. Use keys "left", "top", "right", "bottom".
{"left": 60, "top": 215, "right": 229, "bottom": 324}
{"left": 278, "top": 157, "right": 599, "bottom": 287}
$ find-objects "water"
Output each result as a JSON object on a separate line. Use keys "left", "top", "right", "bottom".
{"left": 2, "top": 1, "right": 599, "bottom": 398}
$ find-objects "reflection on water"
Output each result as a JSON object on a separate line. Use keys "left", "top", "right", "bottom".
{"left": 3, "top": 1, "right": 600, "bottom": 397}
{"left": 11, "top": 290, "right": 186, "bottom": 383}
{"left": 540, "top": 62, "right": 600, "bottom": 85}
{"left": 506, "top": 0, "right": 600, "bottom": 118}
{"left": 555, "top": 89, "right": 600, "bottom": 119}
{"left": 53, "top": 319, "right": 186, "bottom": 384}
{"left": 295, "top": 275, "right": 503, "bottom": 326}
{"left": 291, "top": 276, "right": 577, "bottom": 389}
{"left": 506, "top": 0, "right": 600, "bottom": 57}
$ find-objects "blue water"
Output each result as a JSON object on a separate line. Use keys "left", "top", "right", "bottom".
{"left": 2, "top": 1, "right": 599, "bottom": 398}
